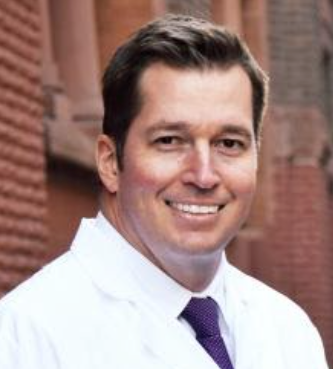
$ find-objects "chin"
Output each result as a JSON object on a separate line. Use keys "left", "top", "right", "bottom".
{"left": 171, "top": 238, "right": 227, "bottom": 257}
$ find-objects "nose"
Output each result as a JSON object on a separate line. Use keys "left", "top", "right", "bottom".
{"left": 181, "top": 144, "right": 220, "bottom": 190}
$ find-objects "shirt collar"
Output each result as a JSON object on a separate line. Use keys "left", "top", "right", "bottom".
{"left": 94, "top": 212, "right": 229, "bottom": 321}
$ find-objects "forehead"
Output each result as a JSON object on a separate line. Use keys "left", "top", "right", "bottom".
{"left": 133, "top": 63, "right": 253, "bottom": 133}
{"left": 138, "top": 61, "right": 252, "bottom": 89}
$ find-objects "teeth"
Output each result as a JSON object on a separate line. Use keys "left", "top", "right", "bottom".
{"left": 170, "top": 202, "right": 219, "bottom": 214}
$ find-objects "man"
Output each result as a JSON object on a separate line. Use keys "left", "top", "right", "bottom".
{"left": 0, "top": 15, "right": 328, "bottom": 369}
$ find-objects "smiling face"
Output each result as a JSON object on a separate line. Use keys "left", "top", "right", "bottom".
{"left": 97, "top": 63, "right": 258, "bottom": 288}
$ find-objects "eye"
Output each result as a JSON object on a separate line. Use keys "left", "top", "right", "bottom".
{"left": 155, "top": 136, "right": 179, "bottom": 145}
{"left": 215, "top": 138, "right": 247, "bottom": 155}
{"left": 153, "top": 135, "right": 186, "bottom": 150}
{"left": 222, "top": 138, "right": 243, "bottom": 148}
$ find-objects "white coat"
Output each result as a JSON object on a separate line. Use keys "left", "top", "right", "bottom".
{"left": 0, "top": 217, "right": 328, "bottom": 369}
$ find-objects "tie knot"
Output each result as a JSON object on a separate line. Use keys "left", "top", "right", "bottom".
{"left": 181, "top": 297, "right": 220, "bottom": 338}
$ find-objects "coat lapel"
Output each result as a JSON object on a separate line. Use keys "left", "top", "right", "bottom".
{"left": 224, "top": 262, "right": 285, "bottom": 369}
{"left": 138, "top": 303, "right": 220, "bottom": 369}
{"left": 232, "top": 303, "right": 285, "bottom": 369}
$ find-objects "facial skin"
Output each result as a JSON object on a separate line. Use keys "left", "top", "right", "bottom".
{"left": 97, "top": 63, "right": 258, "bottom": 291}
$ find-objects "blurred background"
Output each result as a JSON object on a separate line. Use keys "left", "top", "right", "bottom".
{"left": 0, "top": 0, "right": 332, "bottom": 364}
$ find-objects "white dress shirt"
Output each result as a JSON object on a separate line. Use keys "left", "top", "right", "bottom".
{"left": 0, "top": 214, "right": 329, "bottom": 369}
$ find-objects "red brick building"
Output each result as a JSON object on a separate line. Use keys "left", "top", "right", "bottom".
{"left": 0, "top": 0, "right": 332, "bottom": 364}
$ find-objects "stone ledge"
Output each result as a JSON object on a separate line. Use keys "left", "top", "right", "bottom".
{"left": 44, "top": 117, "right": 97, "bottom": 171}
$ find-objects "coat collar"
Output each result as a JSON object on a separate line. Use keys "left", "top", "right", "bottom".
{"left": 70, "top": 216, "right": 286, "bottom": 369}
{"left": 70, "top": 215, "right": 239, "bottom": 318}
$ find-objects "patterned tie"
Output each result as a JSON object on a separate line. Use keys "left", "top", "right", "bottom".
{"left": 181, "top": 297, "right": 234, "bottom": 369}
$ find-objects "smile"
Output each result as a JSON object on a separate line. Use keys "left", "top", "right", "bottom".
{"left": 167, "top": 201, "right": 222, "bottom": 214}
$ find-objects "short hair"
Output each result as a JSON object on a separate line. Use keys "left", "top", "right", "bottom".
{"left": 102, "top": 14, "right": 268, "bottom": 168}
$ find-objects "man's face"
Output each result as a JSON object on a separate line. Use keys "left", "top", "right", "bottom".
{"left": 100, "top": 63, "right": 257, "bottom": 275}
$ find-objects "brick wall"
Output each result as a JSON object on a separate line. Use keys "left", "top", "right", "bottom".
{"left": 0, "top": 0, "right": 47, "bottom": 296}
{"left": 47, "top": 162, "right": 98, "bottom": 261}
{"left": 263, "top": 0, "right": 333, "bottom": 362}
{"left": 95, "top": 0, "right": 154, "bottom": 72}
{"left": 255, "top": 158, "right": 333, "bottom": 360}
{"left": 269, "top": 0, "right": 323, "bottom": 107}
{"left": 166, "top": 0, "right": 211, "bottom": 18}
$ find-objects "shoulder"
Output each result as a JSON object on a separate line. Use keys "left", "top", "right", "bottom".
{"left": 0, "top": 217, "right": 105, "bottom": 322}
{"left": 0, "top": 250, "right": 139, "bottom": 369}
{"left": 0, "top": 252, "right": 73, "bottom": 303}
{"left": 225, "top": 262, "right": 328, "bottom": 365}
{"left": 226, "top": 262, "right": 326, "bottom": 346}
{"left": 0, "top": 246, "right": 128, "bottom": 341}
{"left": 0, "top": 252, "right": 82, "bottom": 367}
{"left": 226, "top": 261, "right": 321, "bottom": 333}
{"left": 0, "top": 249, "right": 95, "bottom": 327}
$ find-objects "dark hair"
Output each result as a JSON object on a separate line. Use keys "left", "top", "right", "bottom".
{"left": 102, "top": 14, "right": 268, "bottom": 168}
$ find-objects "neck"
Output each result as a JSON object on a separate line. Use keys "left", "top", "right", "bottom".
{"left": 159, "top": 251, "right": 223, "bottom": 292}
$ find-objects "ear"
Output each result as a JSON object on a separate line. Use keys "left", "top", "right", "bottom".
{"left": 95, "top": 134, "right": 119, "bottom": 193}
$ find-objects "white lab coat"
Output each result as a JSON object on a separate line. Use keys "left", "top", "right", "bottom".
{"left": 0, "top": 218, "right": 328, "bottom": 369}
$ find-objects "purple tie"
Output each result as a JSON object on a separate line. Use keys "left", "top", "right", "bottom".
{"left": 181, "top": 297, "right": 234, "bottom": 369}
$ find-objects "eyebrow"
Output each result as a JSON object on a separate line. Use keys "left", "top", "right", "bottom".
{"left": 145, "top": 121, "right": 188, "bottom": 136}
{"left": 219, "top": 124, "right": 253, "bottom": 141}
{"left": 145, "top": 120, "right": 254, "bottom": 140}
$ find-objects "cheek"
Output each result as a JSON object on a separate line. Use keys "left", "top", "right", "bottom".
{"left": 117, "top": 166, "right": 168, "bottom": 214}
{"left": 122, "top": 155, "right": 182, "bottom": 190}
{"left": 223, "top": 162, "right": 257, "bottom": 197}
